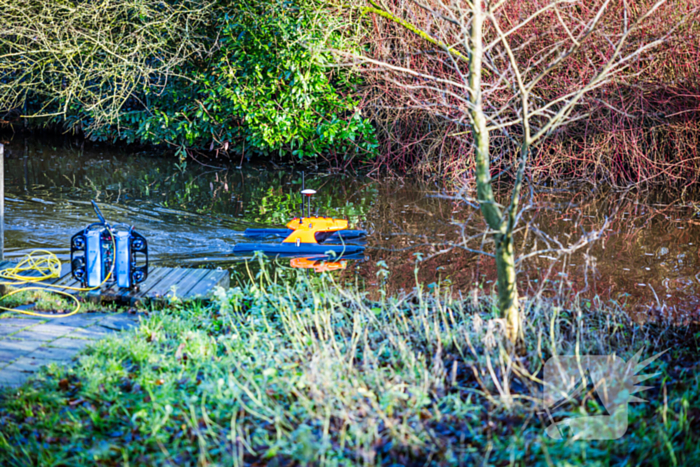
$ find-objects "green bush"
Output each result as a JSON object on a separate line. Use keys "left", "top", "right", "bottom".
{"left": 0, "top": 0, "right": 377, "bottom": 162}
{"left": 211, "top": 0, "right": 377, "bottom": 160}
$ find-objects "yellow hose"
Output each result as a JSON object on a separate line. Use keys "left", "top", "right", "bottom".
{"left": 0, "top": 237, "right": 116, "bottom": 318}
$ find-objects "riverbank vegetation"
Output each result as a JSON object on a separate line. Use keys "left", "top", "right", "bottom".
{"left": 3, "top": 0, "right": 700, "bottom": 186}
{"left": 355, "top": 0, "right": 700, "bottom": 188}
{"left": 349, "top": 0, "right": 697, "bottom": 342}
{"left": 0, "top": 265, "right": 698, "bottom": 465}
{"left": 0, "top": 0, "right": 377, "bottom": 164}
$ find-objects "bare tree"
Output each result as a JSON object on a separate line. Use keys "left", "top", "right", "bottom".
{"left": 339, "top": 0, "right": 691, "bottom": 341}
{"left": 0, "top": 0, "right": 211, "bottom": 131}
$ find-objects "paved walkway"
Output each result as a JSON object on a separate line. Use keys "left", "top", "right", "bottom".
{"left": 0, "top": 313, "right": 139, "bottom": 387}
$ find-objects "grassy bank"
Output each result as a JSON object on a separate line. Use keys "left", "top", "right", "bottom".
{"left": 0, "top": 265, "right": 698, "bottom": 466}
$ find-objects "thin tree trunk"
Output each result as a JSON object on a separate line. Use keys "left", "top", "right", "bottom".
{"left": 469, "top": 1, "right": 502, "bottom": 231}
{"left": 469, "top": 0, "right": 519, "bottom": 342}
{"left": 360, "top": 0, "right": 677, "bottom": 344}
{"left": 496, "top": 233, "right": 519, "bottom": 342}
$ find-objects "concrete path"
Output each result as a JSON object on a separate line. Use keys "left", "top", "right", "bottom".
{"left": 0, "top": 313, "right": 140, "bottom": 388}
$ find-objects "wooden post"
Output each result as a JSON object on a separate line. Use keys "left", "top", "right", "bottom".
{"left": 0, "top": 143, "right": 4, "bottom": 262}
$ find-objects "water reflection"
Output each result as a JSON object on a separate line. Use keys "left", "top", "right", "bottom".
{"left": 2, "top": 134, "right": 700, "bottom": 320}
{"left": 290, "top": 257, "right": 348, "bottom": 273}
{"left": 2, "top": 136, "right": 375, "bottom": 267}
{"left": 347, "top": 181, "right": 700, "bottom": 322}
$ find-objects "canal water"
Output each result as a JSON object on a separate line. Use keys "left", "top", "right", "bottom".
{"left": 2, "top": 136, "right": 699, "bottom": 321}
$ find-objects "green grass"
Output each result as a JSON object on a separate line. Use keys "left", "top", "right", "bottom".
{"left": 0, "top": 265, "right": 698, "bottom": 466}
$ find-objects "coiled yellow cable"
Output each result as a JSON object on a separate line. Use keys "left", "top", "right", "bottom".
{"left": 0, "top": 237, "right": 116, "bottom": 318}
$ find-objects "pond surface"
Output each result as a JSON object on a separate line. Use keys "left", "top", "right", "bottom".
{"left": 2, "top": 135, "right": 700, "bottom": 321}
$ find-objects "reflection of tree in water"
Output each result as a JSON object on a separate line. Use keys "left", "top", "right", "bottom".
{"left": 1, "top": 136, "right": 377, "bottom": 222}
{"left": 343, "top": 183, "right": 700, "bottom": 322}
{"left": 4, "top": 135, "right": 700, "bottom": 320}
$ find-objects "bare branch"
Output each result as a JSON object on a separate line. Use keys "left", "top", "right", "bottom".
{"left": 362, "top": 0, "right": 470, "bottom": 64}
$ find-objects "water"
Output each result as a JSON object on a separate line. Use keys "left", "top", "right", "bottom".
{"left": 2, "top": 136, "right": 699, "bottom": 321}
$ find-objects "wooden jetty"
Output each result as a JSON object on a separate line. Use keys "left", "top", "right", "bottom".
{"left": 0, "top": 260, "right": 230, "bottom": 306}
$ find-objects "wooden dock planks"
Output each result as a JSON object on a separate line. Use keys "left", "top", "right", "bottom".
{"left": 0, "top": 260, "right": 229, "bottom": 306}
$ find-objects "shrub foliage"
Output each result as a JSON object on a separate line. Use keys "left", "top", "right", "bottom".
{"left": 0, "top": 0, "right": 377, "bottom": 161}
